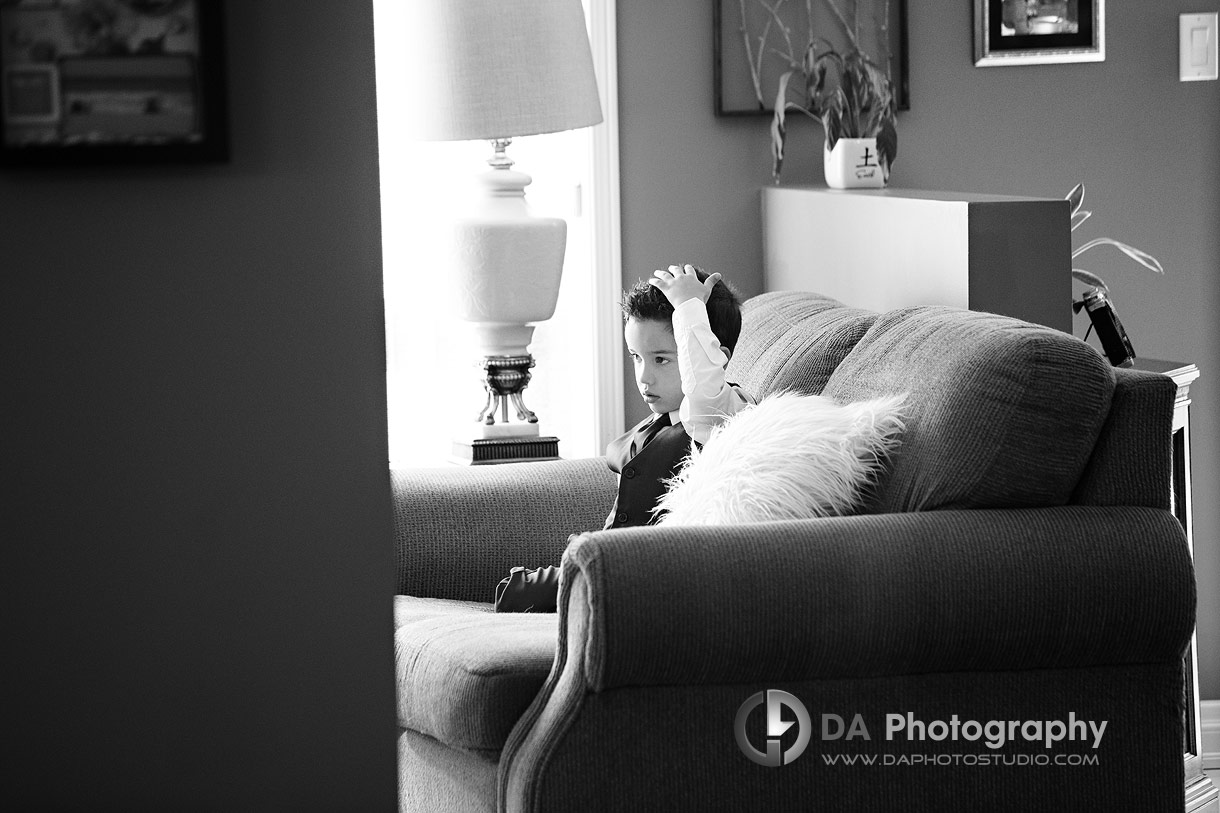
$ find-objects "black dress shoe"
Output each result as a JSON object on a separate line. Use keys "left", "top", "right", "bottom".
{"left": 494, "top": 565, "right": 560, "bottom": 613}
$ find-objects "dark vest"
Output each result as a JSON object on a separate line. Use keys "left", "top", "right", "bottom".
{"left": 604, "top": 415, "right": 692, "bottom": 529}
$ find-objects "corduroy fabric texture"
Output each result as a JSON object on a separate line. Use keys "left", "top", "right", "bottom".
{"left": 399, "top": 727, "right": 497, "bottom": 813}
{"left": 395, "top": 596, "right": 558, "bottom": 751}
{"left": 500, "top": 571, "right": 595, "bottom": 813}
{"left": 822, "top": 306, "right": 1116, "bottom": 512}
{"left": 1071, "top": 366, "right": 1176, "bottom": 508}
{"left": 504, "top": 663, "right": 1185, "bottom": 812}
{"left": 726, "top": 291, "right": 878, "bottom": 399}
{"left": 562, "top": 507, "right": 1194, "bottom": 692}
{"left": 392, "top": 458, "right": 616, "bottom": 600}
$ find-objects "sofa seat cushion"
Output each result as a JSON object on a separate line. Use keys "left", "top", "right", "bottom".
{"left": 394, "top": 595, "right": 557, "bottom": 753}
{"left": 728, "top": 291, "right": 878, "bottom": 399}
{"left": 823, "top": 305, "right": 1115, "bottom": 513}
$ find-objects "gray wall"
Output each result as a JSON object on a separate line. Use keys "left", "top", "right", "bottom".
{"left": 4, "top": 2, "right": 396, "bottom": 807}
{"left": 618, "top": 2, "right": 1220, "bottom": 698}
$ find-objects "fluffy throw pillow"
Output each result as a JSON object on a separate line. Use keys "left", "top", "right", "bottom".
{"left": 655, "top": 392, "right": 907, "bottom": 526}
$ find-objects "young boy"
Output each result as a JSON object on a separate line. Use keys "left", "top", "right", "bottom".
{"left": 605, "top": 263, "right": 750, "bottom": 528}
{"left": 495, "top": 264, "right": 751, "bottom": 611}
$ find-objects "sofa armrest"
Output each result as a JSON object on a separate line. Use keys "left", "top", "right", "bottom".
{"left": 392, "top": 458, "right": 617, "bottom": 600}
{"left": 559, "top": 506, "right": 1195, "bottom": 691}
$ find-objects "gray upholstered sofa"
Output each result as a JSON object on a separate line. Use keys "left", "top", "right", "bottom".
{"left": 393, "top": 291, "right": 1195, "bottom": 812}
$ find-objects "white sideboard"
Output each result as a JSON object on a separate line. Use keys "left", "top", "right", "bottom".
{"left": 761, "top": 186, "right": 1072, "bottom": 333}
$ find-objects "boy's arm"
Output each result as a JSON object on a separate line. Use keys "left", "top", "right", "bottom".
{"left": 671, "top": 300, "right": 750, "bottom": 445}
{"left": 648, "top": 265, "right": 751, "bottom": 446}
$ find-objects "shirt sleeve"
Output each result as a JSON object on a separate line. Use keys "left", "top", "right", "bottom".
{"left": 673, "top": 299, "right": 752, "bottom": 445}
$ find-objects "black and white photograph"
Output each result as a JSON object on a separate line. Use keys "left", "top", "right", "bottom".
{"left": 4, "top": 1, "right": 1217, "bottom": 810}
{"left": 715, "top": 0, "right": 909, "bottom": 115}
{"left": 975, "top": 0, "right": 1105, "bottom": 66}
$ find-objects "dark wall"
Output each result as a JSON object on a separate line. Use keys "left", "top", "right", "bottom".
{"left": 4, "top": 2, "right": 396, "bottom": 807}
{"left": 618, "top": 2, "right": 1220, "bottom": 697}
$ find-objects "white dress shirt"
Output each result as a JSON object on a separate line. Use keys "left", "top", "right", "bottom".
{"left": 671, "top": 299, "right": 753, "bottom": 445}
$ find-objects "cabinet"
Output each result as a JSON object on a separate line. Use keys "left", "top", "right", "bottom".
{"left": 761, "top": 186, "right": 1072, "bottom": 333}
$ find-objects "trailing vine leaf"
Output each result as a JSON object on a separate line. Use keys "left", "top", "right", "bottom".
{"left": 1073, "top": 238, "right": 1165, "bottom": 274}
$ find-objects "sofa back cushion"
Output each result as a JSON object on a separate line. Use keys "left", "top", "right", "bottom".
{"left": 821, "top": 305, "right": 1115, "bottom": 513}
{"left": 727, "top": 291, "right": 878, "bottom": 399}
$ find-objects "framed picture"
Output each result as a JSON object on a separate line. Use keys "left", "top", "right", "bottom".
{"left": 974, "top": 0, "right": 1104, "bottom": 66}
{"left": 0, "top": 0, "right": 228, "bottom": 166}
{"left": 714, "top": 0, "right": 909, "bottom": 117}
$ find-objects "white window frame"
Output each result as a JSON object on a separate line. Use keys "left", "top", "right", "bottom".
{"left": 586, "top": 0, "right": 625, "bottom": 453}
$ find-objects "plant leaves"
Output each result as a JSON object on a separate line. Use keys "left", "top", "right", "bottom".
{"left": 1071, "top": 268, "right": 1108, "bottom": 290}
{"left": 770, "top": 70, "right": 794, "bottom": 182}
{"left": 822, "top": 88, "right": 849, "bottom": 151}
{"left": 1065, "top": 183, "right": 1085, "bottom": 215}
{"left": 805, "top": 58, "right": 826, "bottom": 103}
{"left": 875, "top": 115, "right": 897, "bottom": 170}
{"left": 1072, "top": 238, "right": 1165, "bottom": 274}
{"left": 1070, "top": 210, "right": 1092, "bottom": 232}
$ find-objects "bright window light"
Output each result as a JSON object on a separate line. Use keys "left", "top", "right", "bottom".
{"left": 374, "top": 0, "right": 603, "bottom": 468}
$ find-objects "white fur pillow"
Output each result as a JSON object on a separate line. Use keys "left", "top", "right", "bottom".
{"left": 655, "top": 392, "right": 907, "bottom": 526}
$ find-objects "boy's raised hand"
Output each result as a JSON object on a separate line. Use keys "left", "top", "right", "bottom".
{"left": 649, "top": 264, "right": 722, "bottom": 307}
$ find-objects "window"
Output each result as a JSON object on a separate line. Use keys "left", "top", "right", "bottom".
{"left": 373, "top": 0, "right": 621, "bottom": 468}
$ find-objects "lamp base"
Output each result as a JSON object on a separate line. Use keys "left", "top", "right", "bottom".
{"left": 450, "top": 436, "right": 560, "bottom": 466}
{"left": 476, "top": 354, "right": 539, "bottom": 426}
{"left": 452, "top": 352, "right": 559, "bottom": 464}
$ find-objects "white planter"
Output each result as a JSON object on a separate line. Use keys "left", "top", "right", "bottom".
{"left": 823, "top": 137, "right": 888, "bottom": 189}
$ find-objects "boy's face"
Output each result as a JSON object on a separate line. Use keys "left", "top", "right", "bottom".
{"left": 624, "top": 317, "right": 683, "bottom": 415}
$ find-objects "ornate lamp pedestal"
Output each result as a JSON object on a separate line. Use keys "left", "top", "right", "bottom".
{"left": 451, "top": 353, "right": 559, "bottom": 465}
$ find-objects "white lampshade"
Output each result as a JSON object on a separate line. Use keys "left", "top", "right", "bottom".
{"left": 403, "top": 0, "right": 604, "bottom": 142}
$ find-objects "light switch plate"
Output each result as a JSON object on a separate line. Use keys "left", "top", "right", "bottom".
{"left": 1180, "top": 12, "right": 1219, "bottom": 81}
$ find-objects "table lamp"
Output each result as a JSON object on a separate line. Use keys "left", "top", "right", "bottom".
{"left": 402, "top": 0, "right": 604, "bottom": 464}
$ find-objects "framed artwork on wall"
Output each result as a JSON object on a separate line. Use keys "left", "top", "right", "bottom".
{"left": 0, "top": 0, "right": 228, "bottom": 166}
{"left": 974, "top": 0, "right": 1105, "bottom": 66}
{"left": 714, "top": 0, "right": 909, "bottom": 117}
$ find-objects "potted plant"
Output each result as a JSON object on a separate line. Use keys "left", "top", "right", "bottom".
{"left": 771, "top": 40, "right": 897, "bottom": 185}
{"left": 1066, "top": 182, "right": 1164, "bottom": 367}
{"left": 771, "top": 43, "right": 897, "bottom": 187}
{"left": 731, "top": 0, "right": 900, "bottom": 187}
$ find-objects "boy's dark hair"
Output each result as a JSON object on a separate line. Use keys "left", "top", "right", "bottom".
{"left": 621, "top": 266, "right": 743, "bottom": 351}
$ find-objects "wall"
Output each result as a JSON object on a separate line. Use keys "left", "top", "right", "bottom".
{"left": 3, "top": 2, "right": 396, "bottom": 807}
{"left": 618, "top": 2, "right": 1220, "bottom": 698}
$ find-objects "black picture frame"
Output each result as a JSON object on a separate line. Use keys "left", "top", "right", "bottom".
{"left": 714, "top": 0, "right": 909, "bottom": 117}
{"left": 0, "top": 0, "right": 229, "bottom": 167}
{"left": 974, "top": 0, "right": 1104, "bottom": 66}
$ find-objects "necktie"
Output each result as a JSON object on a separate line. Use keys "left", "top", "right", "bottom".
{"left": 632, "top": 412, "right": 671, "bottom": 458}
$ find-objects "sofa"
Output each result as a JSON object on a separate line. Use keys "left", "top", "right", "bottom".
{"left": 393, "top": 291, "right": 1196, "bottom": 812}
